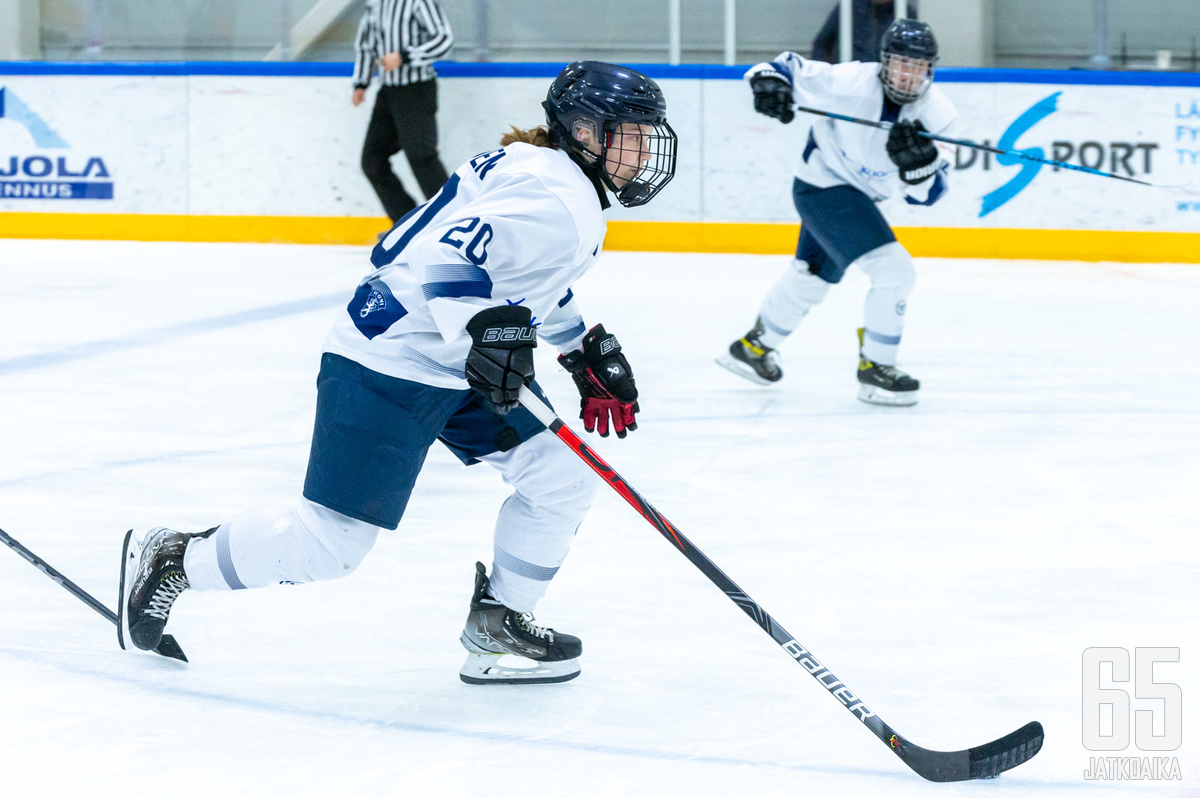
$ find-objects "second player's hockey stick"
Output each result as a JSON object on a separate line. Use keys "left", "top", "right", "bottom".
{"left": 517, "top": 386, "right": 1042, "bottom": 782}
{"left": 0, "top": 526, "right": 188, "bottom": 662}
{"left": 792, "top": 103, "right": 1188, "bottom": 188}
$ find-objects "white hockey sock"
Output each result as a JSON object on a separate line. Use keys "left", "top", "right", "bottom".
{"left": 183, "top": 499, "right": 379, "bottom": 590}
{"left": 757, "top": 259, "right": 833, "bottom": 348}
{"left": 854, "top": 242, "right": 916, "bottom": 364}
{"left": 478, "top": 432, "right": 597, "bottom": 614}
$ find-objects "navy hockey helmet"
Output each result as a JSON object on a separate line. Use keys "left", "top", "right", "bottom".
{"left": 878, "top": 19, "right": 939, "bottom": 104}
{"left": 542, "top": 60, "right": 677, "bottom": 207}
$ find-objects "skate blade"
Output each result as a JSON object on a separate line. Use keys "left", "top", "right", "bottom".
{"left": 714, "top": 354, "right": 778, "bottom": 386}
{"left": 459, "top": 652, "right": 580, "bottom": 685}
{"left": 117, "top": 529, "right": 139, "bottom": 651}
{"left": 857, "top": 383, "right": 919, "bottom": 407}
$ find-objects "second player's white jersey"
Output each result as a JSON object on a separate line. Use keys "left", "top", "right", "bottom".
{"left": 323, "top": 142, "right": 604, "bottom": 389}
{"left": 748, "top": 53, "right": 958, "bottom": 204}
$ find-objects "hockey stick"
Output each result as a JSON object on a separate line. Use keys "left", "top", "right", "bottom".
{"left": 0, "top": 526, "right": 187, "bottom": 662}
{"left": 517, "top": 386, "right": 1042, "bottom": 782}
{"left": 793, "top": 103, "right": 1188, "bottom": 188}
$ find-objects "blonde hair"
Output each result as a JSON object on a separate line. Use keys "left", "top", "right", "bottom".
{"left": 500, "top": 125, "right": 555, "bottom": 148}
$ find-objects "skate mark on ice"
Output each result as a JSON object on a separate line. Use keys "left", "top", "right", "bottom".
{"left": 0, "top": 293, "right": 344, "bottom": 376}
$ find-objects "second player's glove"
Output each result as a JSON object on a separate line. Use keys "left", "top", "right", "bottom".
{"left": 558, "top": 324, "right": 639, "bottom": 438}
{"left": 465, "top": 305, "right": 537, "bottom": 415}
{"left": 886, "top": 120, "right": 940, "bottom": 184}
{"left": 749, "top": 74, "right": 795, "bottom": 124}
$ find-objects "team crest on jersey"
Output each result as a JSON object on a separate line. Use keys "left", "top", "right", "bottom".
{"left": 349, "top": 279, "right": 408, "bottom": 340}
{"left": 360, "top": 288, "right": 387, "bottom": 318}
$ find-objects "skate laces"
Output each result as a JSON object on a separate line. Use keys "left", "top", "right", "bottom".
{"left": 515, "top": 612, "right": 555, "bottom": 643}
{"left": 144, "top": 571, "right": 188, "bottom": 620}
{"left": 861, "top": 357, "right": 905, "bottom": 379}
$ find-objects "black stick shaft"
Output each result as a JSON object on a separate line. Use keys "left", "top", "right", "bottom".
{"left": 0, "top": 526, "right": 117, "bottom": 623}
{"left": 792, "top": 103, "right": 1158, "bottom": 186}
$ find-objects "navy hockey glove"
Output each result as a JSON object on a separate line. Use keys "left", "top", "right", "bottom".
{"left": 465, "top": 305, "right": 537, "bottom": 415}
{"left": 749, "top": 74, "right": 795, "bottom": 124}
{"left": 558, "top": 324, "right": 639, "bottom": 438}
{"left": 886, "top": 120, "right": 940, "bottom": 184}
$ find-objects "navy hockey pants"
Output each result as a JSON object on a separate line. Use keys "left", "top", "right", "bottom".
{"left": 793, "top": 178, "right": 897, "bottom": 284}
{"left": 303, "top": 353, "right": 550, "bottom": 529}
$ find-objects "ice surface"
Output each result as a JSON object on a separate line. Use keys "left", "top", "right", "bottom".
{"left": 1, "top": 239, "right": 1197, "bottom": 796}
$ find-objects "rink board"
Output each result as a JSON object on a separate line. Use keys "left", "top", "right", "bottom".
{"left": 2, "top": 62, "right": 1200, "bottom": 260}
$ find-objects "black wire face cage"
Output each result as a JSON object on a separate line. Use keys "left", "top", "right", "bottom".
{"left": 879, "top": 52, "right": 936, "bottom": 104}
{"left": 598, "top": 119, "right": 678, "bottom": 208}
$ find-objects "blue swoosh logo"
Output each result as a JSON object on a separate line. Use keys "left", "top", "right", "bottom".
{"left": 0, "top": 87, "right": 70, "bottom": 149}
{"left": 980, "top": 91, "right": 1061, "bottom": 217}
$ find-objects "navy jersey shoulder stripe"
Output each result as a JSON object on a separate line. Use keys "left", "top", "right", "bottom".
{"left": 421, "top": 262, "right": 492, "bottom": 300}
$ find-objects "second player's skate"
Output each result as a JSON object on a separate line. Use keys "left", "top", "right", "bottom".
{"left": 716, "top": 318, "right": 783, "bottom": 384}
{"left": 459, "top": 561, "right": 582, "bottom": 684}
{"left": 856, "top": 328, "right": 919, "bottom": 406}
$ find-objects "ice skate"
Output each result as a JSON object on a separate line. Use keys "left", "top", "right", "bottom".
{"left": 716, "top": 317, "right": 782, "bottom": 385}
{"left": 118, "top": 526, "right": 213, "bottom": 652}
{"left": 459, "top": 561, "right": 581, "bottom": 685}
{"left": 856, "top": 327, "right": 919, "bottom": 406}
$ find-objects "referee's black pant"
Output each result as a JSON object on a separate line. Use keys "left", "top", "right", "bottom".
{"left": 361, "top": 80, "right": 449, "bottom": 222}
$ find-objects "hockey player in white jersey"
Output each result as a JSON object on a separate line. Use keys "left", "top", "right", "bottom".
{"left": 718, "top": 19, "right": 955, "bottom": 406}
{"left": 117, "top": 61, "right": 677, "bottom": 685}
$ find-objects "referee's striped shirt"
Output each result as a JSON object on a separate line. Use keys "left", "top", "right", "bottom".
{"left": 353, "top": 0, "right": 454, "bottom": 88}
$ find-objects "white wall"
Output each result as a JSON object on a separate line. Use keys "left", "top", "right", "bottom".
{"left": 921, "top": 0, "right": 994, "bottom": 67}
{"left": 0, "top": 0, "right": 41, "bottom": 60}
{"left": 2, "top": 72, "right": 1198, "bottom": 232}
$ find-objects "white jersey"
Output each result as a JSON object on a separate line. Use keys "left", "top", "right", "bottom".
{"left": 747, "top": 53, "right": 958, "bottom": 205}
{"left": 324, "top": 143, "right": 604, "bottom": 389}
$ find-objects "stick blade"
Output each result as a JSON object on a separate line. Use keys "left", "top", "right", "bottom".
{"left": 968, "top": 721, "right": 1044, "bottom": 780}
{"left": 898, "top": 721, "right": 1044, "bottom": 782}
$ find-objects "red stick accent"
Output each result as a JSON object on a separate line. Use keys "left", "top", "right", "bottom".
{"left": 548, "top": 421, "right": 686, "bottom": 551}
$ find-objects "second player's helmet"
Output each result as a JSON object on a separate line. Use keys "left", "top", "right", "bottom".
{"left": 542, "top": 61, "right": 677, "bottom": 207}
{"left": 878, "top": 19, "right": 939, "bottom": 104}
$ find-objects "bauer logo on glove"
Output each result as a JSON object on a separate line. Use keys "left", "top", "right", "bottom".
{"left": 465, "top": 305, "right": 537, "bottom": 415}
{"left": 481, "top": 326, "right": 537, "bottom": 344}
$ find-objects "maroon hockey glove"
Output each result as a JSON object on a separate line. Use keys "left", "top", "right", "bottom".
{"left": 465, "top": 305, "right": 537, "bottom": 415}
{"left": 558, "top": 324, "right": 639, "bottom": 438}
